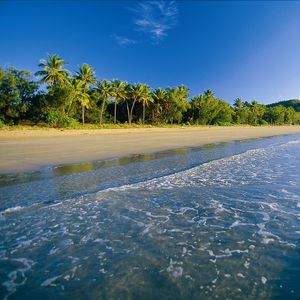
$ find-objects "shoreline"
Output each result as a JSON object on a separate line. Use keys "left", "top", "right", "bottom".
{"left": 1, "top": 126, "right": 300, "bottom": 174}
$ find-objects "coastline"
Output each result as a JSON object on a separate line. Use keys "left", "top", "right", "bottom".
{"left": 1, "top": 126, "right": 300, "bottom": 174}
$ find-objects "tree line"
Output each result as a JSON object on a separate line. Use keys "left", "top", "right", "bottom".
{"left": 1, "top": 54, "right": 300, "bottom": 127}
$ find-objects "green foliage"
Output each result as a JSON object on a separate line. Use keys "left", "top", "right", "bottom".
{"left": 98, "top": 80, "right": 113, "bottom": 124}
{"left": 35, "top": 54, "right": 70, "bottom": 86}
{"left": 26, "top": 92, "right": 49, "bottom": 121}
{"left": 232, "top": 100, "right": 266, "bottom": 125}
{"left": 158, "top": 85, "right": 190, "bottom": 124}
{"left": 48, "top": 84, "right": 73, "bottom": 112}
{"left": 216, "top": 121, "right": 233, "bottom": 126}
{"left": 110, "top": 80, "right": 128, "bottom": 124}
{"left": 259, "top": 119, "right": 269, "bottom": 125}
{"left": 189, "top": 90, "right": 232, "bottom": 125}
{"left": 1, "top": 55, "right": 300, "bottom": 128}
{"left": 264, "top": 105, "right": 286, "bottom": 125}
{"left": 45, "top": 110, "right": 79, "bottom": 128}
{"left": 74, "top": 64, "right": 98, "bottom": 125}
{"left": 267, "top": 99, "right": 300, "bottom": 112}
{"left": 0, "top": 67, "right": 38, "bottom": 124}
{"left": 150, "top": 87, "right": 167, "bottom": 123}
{"left": 125, "top": 83, "right": 154, "bottom": 124}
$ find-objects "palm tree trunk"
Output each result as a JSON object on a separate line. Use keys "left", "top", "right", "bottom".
{"left": 82, "top": 105, "right": 85, "bottom": 125}
{"left": 67, "top": 101, "right": 73, "bottom": 116}
{"left": 99, "top": 99, "right": 106, "bottom": 125}
{"left": 129, "top": 99, "right": 137, "bottom": 125}
{"left": 152, "top": 110, "right": 154, "bottom": 124}
{"left": 142, "top": 101, "right": 145, "bottom": 124}
{"left": 126, "top": 102, "right": 130, "bottom": 124}
{"left": 114, "top": 101, "right": 117, "bottom": 124}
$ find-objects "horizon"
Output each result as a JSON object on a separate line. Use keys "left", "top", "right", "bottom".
{"left": 1, "top": 1, "right": 300, "bottom": 104}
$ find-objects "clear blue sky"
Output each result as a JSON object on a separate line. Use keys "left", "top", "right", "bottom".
{"left": 1, "top": 0, "right": 300, "bottom": 104}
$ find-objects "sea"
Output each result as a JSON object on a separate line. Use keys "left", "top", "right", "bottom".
{"left": 0, "top": 133, "right": 300, "bottom": 300}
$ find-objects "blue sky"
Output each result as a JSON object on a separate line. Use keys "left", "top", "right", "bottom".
{"left": 1, "top": 1, "right": 300, "bottom": 104}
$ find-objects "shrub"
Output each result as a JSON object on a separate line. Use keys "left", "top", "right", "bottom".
{"left": 215, "top": 121, "right": 233, "bottom": 126}
{"left": 259, "top": 119, "right": 269, "bottom": 125}
{"left": 45, "top": 111, "right": 79, "bottom": 128}
{"left": 0, "top": 119, "right": 4, "bottom": 127}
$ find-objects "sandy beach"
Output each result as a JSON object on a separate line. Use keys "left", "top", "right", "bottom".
{"left": 1, "top": 126, "right": 300, "bottom": 173}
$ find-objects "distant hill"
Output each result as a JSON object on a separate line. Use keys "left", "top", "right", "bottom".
{"left": 267, "top": 99, "right": 300, "bottom": 112}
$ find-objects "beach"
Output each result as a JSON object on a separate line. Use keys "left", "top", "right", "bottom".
{"left": 2, "top": 131, "right": 300, "bottom": 299}
{"left": 1, "top": 126, "right": 300, "bottom": 173}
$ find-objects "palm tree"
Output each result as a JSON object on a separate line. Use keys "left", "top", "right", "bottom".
{"left": 234, "top": 98, "right": 243, "bottom": 109}
{"left": 166, "top": 85, "right": 189, "bottom": 124}
{"left": 204, "top": 89, "right": 214, "bottom": 98}
{"left": 140, "top": 84, "right": 153, "bottom": 124}
{"left": 176, "top": 85, "right": 189, "bottom": 103}
{"left": 126, "top": 83, "right": 150, "bottom": 125}
{"left": 111, "top": 80, "right": 127, "bottom": 124}
{"left": 75, "top": 63, "right": 97, "bottom": 125}
{"left": 99, "top": 80, "right": 112, "bottom": 125}
{"left": 35, "top": 54, "right": 70, "bottom": 86}
{"left": 151, "top": 88, "right": 167, "bottom": 123}
{"left": 67, "top": 79, "right": 90, "bottom": 119}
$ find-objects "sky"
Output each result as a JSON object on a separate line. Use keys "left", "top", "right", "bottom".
{"left": 1, "top": 0, "right": 300, "bottom": 104}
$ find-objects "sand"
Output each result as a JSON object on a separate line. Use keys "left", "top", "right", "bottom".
{"left": 1, "top": 126, "right": 300, "bottom": 173}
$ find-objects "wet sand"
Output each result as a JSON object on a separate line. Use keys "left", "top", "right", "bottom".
{"left": 1, "top": 126, "right": 300, "bottom": 173}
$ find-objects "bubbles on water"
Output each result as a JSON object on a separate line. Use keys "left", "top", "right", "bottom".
{"left": 0, "top": 206, "right": 24, "bottom": 216}
{"left": 40, "top": 275, "right": 62, "bottom": 287}
{"left": 167, "top": 259, "right": 183, "bottom": 278}
{"left": 1, "top": 136, "right": 300, "bottom": 299}
{"left": 261, "top": 276, "right": 268, "bottom": 284}
{"left": 1, "top": 258, "right": 35, "bottom": 300}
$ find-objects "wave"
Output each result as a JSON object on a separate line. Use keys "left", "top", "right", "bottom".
{"left": 0, "top": 202, "right": 61, "bottom": 217}
{"left": 285, "top": 140, "right": 300, "bottom": 145}
{"left": 0, "top": 206, "right": 25, "bottom": 215}
{"left": 95, "top": 146, "right": 270, "bottom": 193}
{"left": 94, "top": 138, "right": 300, "bottom": 195}
{"left": 2, "top": 138, "right": 299, "bottom": 216}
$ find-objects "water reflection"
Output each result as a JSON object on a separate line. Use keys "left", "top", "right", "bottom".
{"left": 53, "top": 148, "right": 190, "bottom": 176}
{"left": 0, "top": 171, "right": 43, "bottom": 188}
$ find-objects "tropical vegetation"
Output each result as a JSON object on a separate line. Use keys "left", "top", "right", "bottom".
{"left": 267, "top": 99, "right": 300, "bottom": 112}
{"left": 1, "top": 54, "right": 300, "bottom": 128}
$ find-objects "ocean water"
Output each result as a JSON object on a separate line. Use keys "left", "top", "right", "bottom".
{"left": 1, "top": 133, "right": 300, "bottom": 300}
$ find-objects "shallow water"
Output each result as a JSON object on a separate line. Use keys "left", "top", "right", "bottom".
{"left": 1, "top": 134, "right": 300, "bottom": 299}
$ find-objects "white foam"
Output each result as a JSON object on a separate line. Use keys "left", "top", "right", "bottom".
{"left": 260, "top": 212, "right": 270, "bottom": 222}
{"left": 49, "top": 247, "right": 59, "bottom": 255}
{"left": 141, "top": 225, "right": 152, "bottom": 235}
{"left": 73, "top": 138, "right": 299, "bottom": 198}
{"left": 1, "top": 206, "right": 24, "bottom": 215}
{"left": 261, "top": 276, "right": 267, "bottom": 284}
{"left": 229, "top": 220, "right": 249, "bottom": 229}
{"left": 94, "top": 238, "right": 109, "bottom": 244}
{"left": 167, "top": 259, "right": 183, "bottom": 278}
{"left": 89, "top": 145, "right": 272, "bottom": 194}
{"left": 2, "top": 258, "right": 35, "bottom": 300}
{"left": 286, "top": 140, "right": 300, "bottom": 145}
{"left": 257, "top": 223, "right": 280, "bottom": 244}
{"left": 146, "top": 212, "right": 170, "bottom": 223}
{"left": 244, "top": 261, "right": 250, "bottom": 269}
{"left": 41, "top": 275, "right": 62, "bottom": 287}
